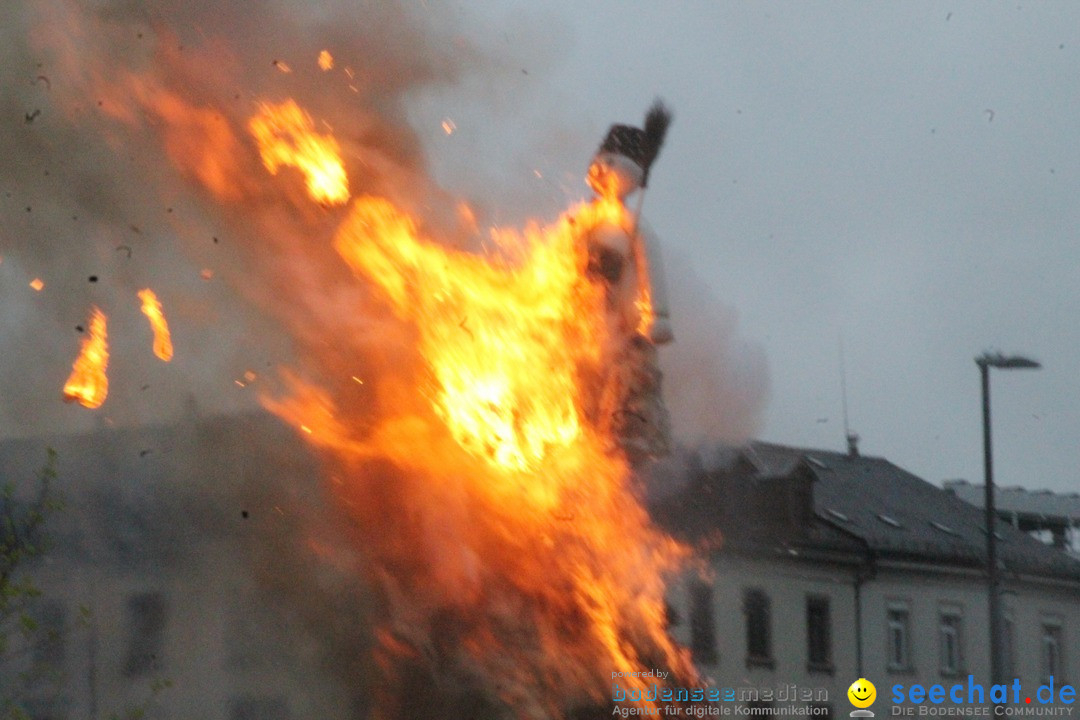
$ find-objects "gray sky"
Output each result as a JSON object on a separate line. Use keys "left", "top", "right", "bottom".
{"left": 425, "top": 1, "right": 1080, "bottom": 492}
{"left": 4, "top": 1, "right": 1077, "bottom": 494}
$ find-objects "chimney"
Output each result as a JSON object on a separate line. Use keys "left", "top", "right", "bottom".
{"left": 846, "top": 431, "right": 860, "bottom": 458}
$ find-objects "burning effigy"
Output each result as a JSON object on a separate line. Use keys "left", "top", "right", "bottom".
{"left": 18, "top": 1, "right": 705, "bottom": 716}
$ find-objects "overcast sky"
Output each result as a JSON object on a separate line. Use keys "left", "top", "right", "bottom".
{"left": 426, "top": 1, "right": 1080, "bottom": 492}
{"left": 4, "top": 1, "right": 1078, "bottom": 495}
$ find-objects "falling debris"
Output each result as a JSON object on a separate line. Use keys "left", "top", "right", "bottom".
{"left": 248, "top": 100, "right": 349, "bottom": 205}
{"left": 271, "top": 59, "right": 291, "bottom": 73}
{"left": 34, "top": 75, "right": 50, "bottom": 90}
{"left": 24, "top": 109, "right": 41, "bottom": 124}
{"left": 985, "top": 109, "right": 995, "bottom": 122}
{"left": 29, "top": 278, "right": 44, "bottom": 291}
{"left": 88, "top": 275, "right": 98, "bottom": 283}
{"left": 63, "top": 306, "right": 108, "bottom": 409}
{"left": 137, "top": 288, "right": 174, "bottom": 361}
{"left": 318, "top": 50, "right": 334, "bottom": 71}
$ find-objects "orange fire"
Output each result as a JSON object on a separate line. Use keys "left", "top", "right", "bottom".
{"left": 248, "top": 100, "right": 349, "bottom": 205}
{"left": 63, "top": 306, "right": 109, "bottom": 409}
{"left": 318, "top": 49, "right": 334, "bottom": 71}
{"left": 31, "top": 5, "right": 698, "bottom": 712}
{"left": 266, "top": 180, "right": 694, "bottom": 713}
{"left": 138, "top": 288, "right": 174, "bottom": 362}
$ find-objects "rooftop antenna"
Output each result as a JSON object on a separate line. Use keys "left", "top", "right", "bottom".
{"left": 839, "top": 334, "right": 859, "bottom": 457}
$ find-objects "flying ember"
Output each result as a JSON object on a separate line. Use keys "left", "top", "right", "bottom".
{"left": 138, "top": 288, "right": 174, "bottom": 362}
{"left": 63, "top": 306, "right": 109, "bottom": 409}
{"left": 248, "top": 99, "right": 349, "bottom": 205}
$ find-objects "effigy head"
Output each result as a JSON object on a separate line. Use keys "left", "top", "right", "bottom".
{"left": 587, "top": 100, "right": 672, "bottom": 200}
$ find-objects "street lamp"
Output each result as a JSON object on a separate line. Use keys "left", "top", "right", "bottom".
{"left": 976, "top": 351, "right": 1040, "bottom": 688}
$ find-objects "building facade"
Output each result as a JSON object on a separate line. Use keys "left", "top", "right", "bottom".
{"left": 657, "top": 442, "right": 1080, "bottom": 716}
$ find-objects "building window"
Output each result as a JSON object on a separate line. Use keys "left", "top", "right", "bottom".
{"left": 124, "top": 593, "right": 165, "bottom": 677}
{"left": 887, "top": 603, "right": 912, "bottom": 672}
{"left": 1041, "top": 620, "right": 1064, "bottom": 684}
{"left": 689, "top": 580, "right": 718, "bottom": 665}
{"left": 806, "top": 595, "right": 833, "bottom": 673}
{"left": 744, "top": 588, "right": 773, "bottom": 668}
{"left": 939, "top": 606, "right": 964, "bottom": 676}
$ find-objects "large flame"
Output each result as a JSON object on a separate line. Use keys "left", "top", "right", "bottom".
{"left": 63, "top": 306, "right": 109, "bottom": 409}
{"left": 265, "top": 164, "right": 695, "bottom": 714}
{"left": 248, "top": 99, "right": 349, "bottom": 206}
{"left": 138, "top": 288, "right": 174, "bottom": 362}
{"left": 41, "top": 13, "right": 697, "bottom": 704}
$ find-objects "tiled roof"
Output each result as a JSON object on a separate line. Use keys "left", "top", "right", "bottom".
{"left": 943, "top": 479, "right": 1080, "bottom": 522}
{"left": 747, "top": 442, "right": 1080, "bottom": 580}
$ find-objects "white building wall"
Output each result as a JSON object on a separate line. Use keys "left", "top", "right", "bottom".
{"left": 673, "top": 554, "right": 1080, "bottom": 714}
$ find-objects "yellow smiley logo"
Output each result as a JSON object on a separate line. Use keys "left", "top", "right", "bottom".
{"left": 847, "top": 678, "right": 877, "bottom": 709}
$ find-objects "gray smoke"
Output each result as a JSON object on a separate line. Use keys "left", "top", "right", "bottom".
{"left": 1, "top": 1, "right": 770, "bottom": 716}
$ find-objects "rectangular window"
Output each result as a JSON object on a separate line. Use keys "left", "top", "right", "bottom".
{"left": 124, "top": 592, "right": 165, "bottom": 677}
{"left": 744, "top": 588, "right": 773, "bottom": 668}
{"left": 1041, "top": 620, "right": 1064, "bottom": 684}
{"left": 689, "top": 580, "right": 718, "bottom": 665}
{"left": 806, "top": 595, "right": 832, "bottom": 672}
{"left": 939, "top": 607, "right": 964, "bottom": 676}
{"left": 887, "top": 603, "right": 912, "bottom": 672}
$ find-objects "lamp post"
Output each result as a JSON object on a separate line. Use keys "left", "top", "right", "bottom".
{"left": 976, "top": 351, "right": 1040, "bottom": 688}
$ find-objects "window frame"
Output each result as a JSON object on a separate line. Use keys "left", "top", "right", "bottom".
{"left": 938, "top": 604, "right": 965, "bottom": 677}
{"left": 886, "top": 600, "right": 913, "bottom": 673}
{"left": 744, "top": 587, "right": 774, "bottom": 669}
{"left": 806, "top": 594, "right": 834, "bottom": 674}
{"left": 1041, "top": 617, "right": 1065, "bottom": 684}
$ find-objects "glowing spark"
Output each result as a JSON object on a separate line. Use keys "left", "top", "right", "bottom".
{"left": 63, "top": 307, "right": 108, "bottom": 409}
{"left": 248, "top": 100, "right": 350, "bottom": 205}
{"left": 137, "top": 288, "right": 174, "bottom": 361}
{"left": 441, "top": 118, "right": 456, "bottom": 135}
{"left": 200, "top": 268, "right": 214, "bottom": 280}
{"left": 318, "top": 50, "right": 334, "bottom": 71}
{"left": 29, "top": 278, "right": 44, "bottom": 291}
{"left": 272, "top": 59, "right": 291, "bottom": 73}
